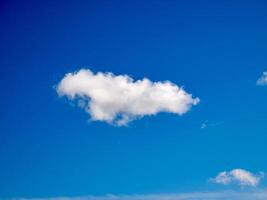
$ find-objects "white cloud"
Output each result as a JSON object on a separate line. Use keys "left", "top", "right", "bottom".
{"left": 11, "top": 190, "right": 267, "bottom": 200}
{"left": 256, "top": 71, "right": 267, "bottom": 85}
{"left": 56, "top": 69, "right": 199, "bottom": 126}
{"left": 211, "top": 169, "right": 265, "bottom": 187}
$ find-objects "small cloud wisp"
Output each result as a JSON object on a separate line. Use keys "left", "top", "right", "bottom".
{"left": 256, "top": 71, "right": 267, "bottom": 85}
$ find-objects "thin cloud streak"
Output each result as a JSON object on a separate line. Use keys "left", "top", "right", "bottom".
{"left": 11, "top": 190, "right": 267, "bottom": 200}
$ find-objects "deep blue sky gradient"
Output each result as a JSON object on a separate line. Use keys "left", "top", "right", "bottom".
{"left": 0, "top": 0, "right": 267, "bottom": 198}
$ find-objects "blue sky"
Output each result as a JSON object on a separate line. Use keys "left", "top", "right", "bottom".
{"left": 0, "top": 0, "right": 267, "bottom": 199}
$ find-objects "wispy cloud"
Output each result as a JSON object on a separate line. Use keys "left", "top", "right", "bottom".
{"left": 200, "top": 120, "right": 222, "bottom": 129}
{"left": 11, "top": 190, "right": 267, "bottom": 200}
{"left": 210, "top": 169, "right": 265, "bottom": 187}
{"left": 56, "top": 69, "right": 199, "bottom": 126}
{"left": 200, "top": 121, "right": 208, "bottom": 129}
{"left": 256, "top": 71, "right": 267, "bottom": 85}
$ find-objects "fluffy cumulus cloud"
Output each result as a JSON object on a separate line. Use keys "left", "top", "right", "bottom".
{"left": 11, "top": 191, "right": 267, "bottom": 200}
{"left": 256, "top": 71, "right": 267, "bottom": 85}
{"left": 211, "top": 169, "right": 265, "bottom": 187}
{"left": 56, "top": 69, "right": 199, "bottom": 126}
